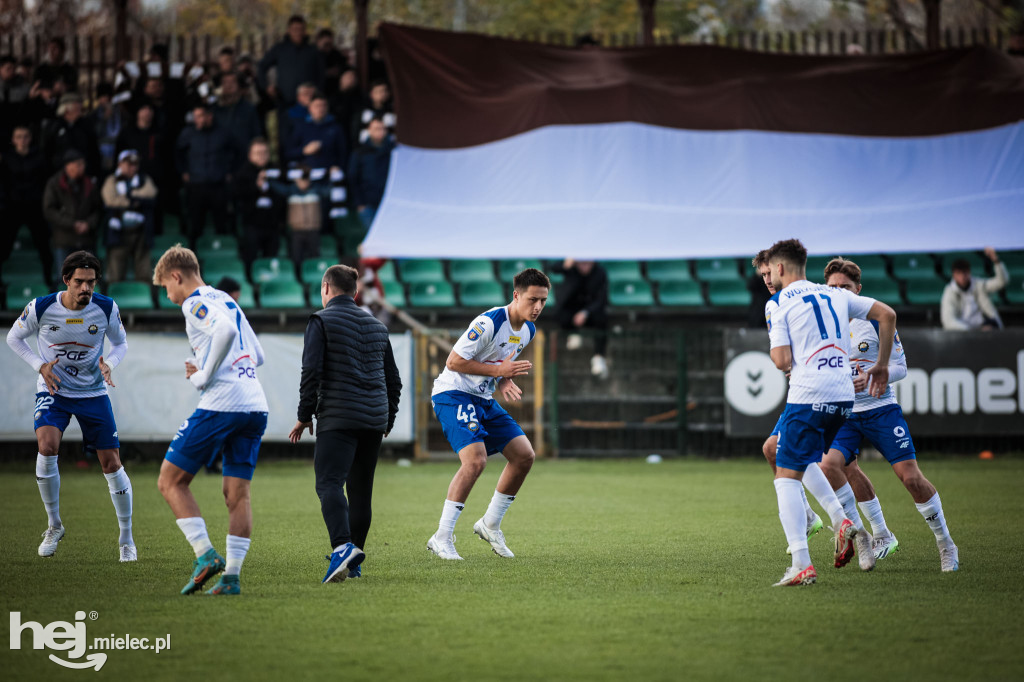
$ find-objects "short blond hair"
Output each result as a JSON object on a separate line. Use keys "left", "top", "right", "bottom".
{"left": 751, "top": 249, "right": 770, "bottom": 269}
{"left": 153, "top": 245, "right": 200, "bottom": 285}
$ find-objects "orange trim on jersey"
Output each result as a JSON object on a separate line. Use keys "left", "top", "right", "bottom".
{"left": 805, "top": 344, "right": 848, "bottom": 365}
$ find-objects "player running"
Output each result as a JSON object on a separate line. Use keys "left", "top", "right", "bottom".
{"left": 6, "top": 251, "right": 136, "bottom": 561}
{"left": 825, "top": 257, "right": 958, "bottom": 571}
{"left": 426, "top": 268, "right": 550, "bottom": 561}
{"left": 153, "top": 246, "right": 269, "bottom": 595}
{"left": 764, "top": 239, "right": 896, "bottom": 587}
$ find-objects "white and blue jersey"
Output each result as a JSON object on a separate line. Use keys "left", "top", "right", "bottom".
{"left": 849, "top": 319, "right": 907, "bottom": 413}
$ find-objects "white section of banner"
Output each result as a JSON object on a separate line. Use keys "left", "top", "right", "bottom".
{"left": 0, "top": 332, "right": 415, "bottom": 444}
{"left": 362, "top": 121, "right": 1024, "bottom": 259}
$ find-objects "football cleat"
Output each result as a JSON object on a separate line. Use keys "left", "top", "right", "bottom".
{"left": 427, "top": 533, "right": 463, "bottom": 560}
{"left": 855, "top": 530, "right": 875, "bottom": 572}
{"left": 473, "top": 518, "right": 515, "bottom": 558}
{"left": 773, "top": 564, "right": 817, "bottom": 587}
{"left": 348, "top": 565, "right": 362, "bottom": 579}
{"left": 323, "top": 543, "right": 365, "bottom": 584}
{"left": 181, "top": 548, "right": 225, "bottom": 595}
{"left": 833, "top": 519, "right": 858, "bottom": 568}
{"left": 872, "top": 531, "right": 900, "bottom": 560}
{"left": 119, "top": 544, "right": 138, "bottom": 562}
{"left": 206, "top": 574, "right": 240, "bottom": 595}
{"left": 38, "top": 526, "right": 65, "bottom": 557}
{"left": 939, "top": 543, "right": 959, "bottom": 572}
{"left": 787, "top": 514, "right": 825, "bottom": 555}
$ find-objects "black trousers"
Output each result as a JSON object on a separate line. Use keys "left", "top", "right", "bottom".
{"left": 2, "top": 202, "right": 53, "bottom": 284}
{"left": 558, "top": 303, "right": 609, "bottom": 355}
{"left": 186, "top": 182, "right": 230, "bottom": 241}
{"left": 314, "top": 428, "right": 383, "bottom": 550}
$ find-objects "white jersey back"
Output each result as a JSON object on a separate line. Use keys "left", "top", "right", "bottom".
{"left": 12, "top": 292, "right": 126, "bottom": 398}
{"left": 432, "top": 305, "right": 536, "bottom": 400}
{"left": 768, "top": 280, "right": 875, "bottom": 404}
{"left": 183, "top": 286, "right": 268, "bottom": 412}
{"left": 849, "top": 318, "right": 905, "bottom": 413}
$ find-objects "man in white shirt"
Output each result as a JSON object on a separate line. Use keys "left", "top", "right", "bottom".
{"left": 940, "top": 247, "right": 1009, "bottom": 330}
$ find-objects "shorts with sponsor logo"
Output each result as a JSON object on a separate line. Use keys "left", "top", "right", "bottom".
{"left": 775, "top": 401, "right": 852, "bottom": 473}
{"left": 165, "top": 409, "right": 267, "bottom": 480}
{"left": 432, "top": 390, "right": 525, "bottom": 456}
{"left": 33, "top": 392, "right": 119, "bottom": 450}
{"left": 829, "top": 403, "right": 917, "bottom": 466}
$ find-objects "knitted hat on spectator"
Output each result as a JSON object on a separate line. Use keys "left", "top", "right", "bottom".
{"left": 62, "top": 148, "right": 85, "bottom": 164}
{"left": 118, "top": 149, "right": 140, "bottom": 164}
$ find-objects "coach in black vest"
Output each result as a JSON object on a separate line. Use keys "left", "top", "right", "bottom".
{"left": 289, "top": 264, "right": 402, "bottom": 583}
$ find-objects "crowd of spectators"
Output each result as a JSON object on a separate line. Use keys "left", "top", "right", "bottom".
{"left": 0, "top": 16, "right": 396, "bottom": 290}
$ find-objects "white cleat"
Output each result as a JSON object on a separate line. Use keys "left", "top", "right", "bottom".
{"left": 590, "top": 355, "right": 609, "bottom": 379}
{"left": 427, "top": 534, "right": 463, "bottom": 560}
{"left": 473, "top": 518, "right": 515, "bottom": 558}
{"left": 38, "top": 526, "right": 65, "bottom": 557}
{"left": 119, "top": 544, "right": 138, "bottom": 562}
{"left": 855, "top": 530, "right": 876, "bottom": 571}
{"left": 872, "top": 531, "right": 900, "bottom": 560}
{"left": 940, "top": 543, "right": 959, "bottom": 572}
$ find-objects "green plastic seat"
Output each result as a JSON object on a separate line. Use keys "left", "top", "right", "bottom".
{"left": 196, "top": 234, "right": 239, "bottom": 254}
{"left": 695, "top": 258, "right": 741, "bottom": 282}
{"left": 999, "top": 251, "right": 1024, "bottom": 280}
{"left": 891, "top": 253, "right": 938, "bottom": 281}
{"left": 398, "top": 259, "right": 446, "bottom": 284}
{"left": 251, "top": 257, "right": 298, "bottom": 284}
{"left": 609, "top": 279, "right": 654, "bottom": 306}
{"left": 1003, "top": 279, "right": 1024, "bottom": 304}
{"left": 498, "top": 259, "right": 544, "bottom": 282}
{"left": 602, "top": 261, "right": 643, "bottom": 284}
{"left": 152, "top": 233, "right": 182, "bottom": 253}
{"left": 5, "top": 280, "right": 49, "bottom": 310}
{"left": 408, "top": 281, "right": 456, "bottom": 307}
{"left": 157, "top": 290, "right": 182, "bottom": 309}
{"left": 939, "top": 251, "right": 988, "bottom": 278}
{"left": 161, "top": 214, "right": 184, "bottom": 236}
{"left": 107, "top": 281, "right": 153, "bottom": 310}
{"left": 202, "top": 253, "right": 247, "bottom": 284}
{"left": 858, "top": 277, "right": 903, "bottom": 306}
{"left": 320, "top": 234, "right": 338, "bottom": 257}
{"left": 260, "top": 281, "right": 307, "bottom": 308}
{"left": 658, "top": 280, "right": 705, "bottom": 306}
{"left": 236, "top": 283, "right": 256, "bottom": 309}
{"left": 449, "top": 259, "right": 497, "bottom": 284}
{"left": 2, "top": 256, "right": 44, "bottom": 282}
{"left": 903, "top": 278, "right": 945, "bottom": 305}
{"left": 300, "top": 257, "right": 334, "bottom": 285}
{"left": 459, "top": 281, "right": 505, "bottom": 308}
{"left": 382, "top": 280, "right": 406, "bottom": 307}
{"left": 11, "top": 226, "right": 33, "bottom": 249}
{"left": 707, "top": 280, "right": 751, "bottom": 307}
{"left": 376, "top": 260, "right": 397, "bottom": 283}
{"left": 805, "top": 256, "right": 838, "bottom": 282}
{"left": 646, "top": 260, "right": 694, "bottom": 283}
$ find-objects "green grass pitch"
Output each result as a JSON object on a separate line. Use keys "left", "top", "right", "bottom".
{"left": 2, "top": 457, "right": 1023, "bottom": 681}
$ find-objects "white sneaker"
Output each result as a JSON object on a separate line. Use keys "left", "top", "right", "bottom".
{"left": 119, "top": 544, "right": 138, "bottom": 562}
{"left": 566, "top": 333, "right": 583, "bottom": 351}
{"left": 872, "top": 531, "right": 899, "bottom": 560}
{"left": 427, "top": 534, "right": 463, "bottom": 560}
{"left": 473, "top": 518, "right": 514, "bottom": 558}
{"left": 590, "top": 354, "right": 609, "bottom": 379}
{"left": 939, "top": 543, "right": 959, "bottom": 572}
{"left": 38, "top": 526, "right": 65, "bottom": 557}
{"left": 855, "top": 530, "right": 875, "bottom": 571}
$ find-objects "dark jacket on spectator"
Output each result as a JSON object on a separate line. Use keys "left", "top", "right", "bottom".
{"left": 42, "top": 169, "right": 101, "bottom": 249}
{"left": 1, "top": 146, "right": 49, "bottom": 205}
{"left": 257, "top": 36, "right": 324, "bottom": 105}
{"left": 175, "top": 122, "right": 239, "bottom": 185}
{"left": 297, "top": 294, "right": 401, "bottom": 434}
{"left": 233, "top": 161, "right": 283, "bottom": 234}
{"left": 287, "top": 113, "right": 348, "bottom": 169}
{"left": 551, "top": 261, "right": 609, "bottom": 319}
{"left": 33, "top": 62, "right": 79, "bottom": 92}
{"left": 41, "top": 116, "right": 102, "bottom": 177}
{"left": 347, "top": 138, "right": 394, "bottom": 209}
{"left": 116, "top": 123, "right": 165, "bottom": 188}
{"left": 215, "top": 98, "right": 263, "bottom": 157}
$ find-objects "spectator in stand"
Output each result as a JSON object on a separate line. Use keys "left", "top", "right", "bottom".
{"left": 101, "top": 150, "right": 158, "bottom": 282}
{"left": 286, "top": 82, "right": 317, "bottom": 128}
{"left": 215, "top": 276, "right": 242, "bottom": 302}
{"left": 347, "top": 117, "right": 393, "bottom": 230}
{"left": 33, "top": 38, "right": 79, "bottom": 94}
{"left": 330, "top": 69, "right": 361, "bottom": 147}
{"left": 271, "top": 166, "right": 327, "bottom": 266}
{"left": 233, "top": 138, "right": 283, "bottom": 266}
{"left": 287, "top": 93, "right": 347, "bottom": 170}
{"left": 357, "top": 80, "right": 396, "bottom": 143}
{"left": 215, "top": 71, "right": 263, "bottom": 155}
{"left": 19, "top": 78, "right": 57, "bottom": 144}
{"left": 1, "top": 55, "right": 31, "bottom": 143}
{"left": 175, "top": 103, "right": 239, "bottom": 241}
{"left": 236, "top": 54, "right": 266, "bottom": 108}
{"left": 316, "top": 28, "right": 349, "bottom": 97}
{"left": 116, "top": 102, "right": 166, "bottom": 234}
{"left": 941, "top": 247, "right": 1010, "bottom": 331}
{"left": 43, "top": 149, "right": 101, "bottom": 269}
{"left": 258, "top": 15, "right": 325, "bottom": 108}
{"left": 41, "top": 93, "right": 101, "bottom": 177}
{"left": 212, "top": 46, "right": 237, "bottom": 87}
{"left": 88, "top": 82, "right": 125, "bottom": 177}
{"left": 551, "top": 258, "right": 610, "bottom": 379}
{"left": 0, "top": 125, "right": 52, "bottom": 283}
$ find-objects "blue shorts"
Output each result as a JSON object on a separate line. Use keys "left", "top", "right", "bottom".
{"left": 34, "top": 392, "right": 119, "bottom": 450}
{"left": 775, "top": 402, "right": 852, "bottom": 473}
{"left": 165, "top": 409, "right": 267, "bottom": 480}
{"left": 830, "top": 403, "right": 917, "bottom": 466}
{"left": 432, "top": 390, "right": 525, "bottom": 456}
{"left": 770, "top": 406, "right": 788, "bottom": 438}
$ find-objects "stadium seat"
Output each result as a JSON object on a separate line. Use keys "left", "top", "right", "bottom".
{"left": 260, "top": 281, "right": 307, "bottom": 308}
{"left": 300, "top": 258, "right": 333, "bottom": 285}
{"left": 646, "top": 260, "right": 694, "bottom": 283}
{"left": 236, "top": 283, "right": 257, "bottom": 309}
{"left": 707, "top": 280, "right": 751, "bottom": 306}
{"left": 157, "top": 290, "right": 181, "bottom": 309}
{"left": 459, "top": 281, "right": 505, "bottom": 308}
{"left": 609, "top": 279, "right": 654, "bottom": 306}
{"left": 498, "top": 259, "right": 543, "bottom": 282}
{"left": 196, "top": 234, "right": 239, "bottom": 254}
{"left": 201, "top": 253, "right": 247, "bottom": 284}
{"left": 408, "top": 281, "right": 456, "bottom": 307}
{"left": 162, "top": 213, "right": 184, "bottom": 236}
{"left": 939, "top": 250, "right": 988, "bottom": 278}
{"left": 11, "top": 226, "right": 33, "bottom": 249}
{"left": 2, "top": 256, "right": 45, "bottom": 282}
{"left": 858, "top": 277, "right": 903, "bottom": 305}
{"left": 152, "top": 233, "right": 181, "bottom": 253}
{"left": 658, "top": 281, "right": 705, "bottom": 306}
{"left": 382, "top": 280, "right": 406, "bottom": 307}
{"left": 399, "top": 259, "right": 446, "bottom": 284}
{"left": 449, "top": 259, "right": 497, "bottom": 284}
{"left": 903, "top": 278, "right": 945, "bottom": 305}
{"left": 602, "top": 261, "right": 643, "bottom": 284}
{"left": 376, "top": 260, "right": 398, "bottom": 283}
{"left": 320, "top": 234, "right": 338, "bottom": 256}
{"left": 1000, "top": 251, "right": 1024, "bottom": 280}
{"left": 891, "top": 253, "right": 938, "bottom": 281}
{"left": 848, "top": 255, "right": 889, "bottom": 280}
{"left": 251, "top": 258, "right": 298, "bottom": 284}
{"left": 107, "top": 281, "right": 153, "bottom": 310}
{"left": 805, "top": 256, "right": 837, "bottom": 282}
{"left": 694, "top": 258, "right": 742, "bottom": 282}
{"left": 5, "top": 280, "right": 48, "bottom": 310}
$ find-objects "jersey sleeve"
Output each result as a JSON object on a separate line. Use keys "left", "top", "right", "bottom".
{"left": 103, "top": 301, "right": 128, "bottom": 369}
{"left": 763, "top": 298, "right": 779, "bottom": 332}
{"left": 6, "top": 300, "right": 44, "bottom": 372}
{"left": 182, "top": 296, "right": 225, "bottom": 332}
{"left": 450, "top": 314, "right": 494, "bottom": 361}
{"left": 845, "top": 290, "right": 877, "bottom": 320}
{"left": 768, "top": 304, "right": 790, "bottom": 349}
{"left": 888, "top": 329, "right": 908, "bottom": 383}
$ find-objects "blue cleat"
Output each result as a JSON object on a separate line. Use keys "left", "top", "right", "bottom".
{"left": 181, "top": 548, "right": 225, "bottom": 595}
{"left": 323, "top": 543, "right": 365, "bottom": 584}
{"left": 348, "top": 565, "right": 362, "bottom": 579}
{"left": 206, "top": 574, "right": 240, "bottom": 595}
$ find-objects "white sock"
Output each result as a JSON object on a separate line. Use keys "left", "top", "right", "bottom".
{"left": 775, "top": 478, "right": 811, "bottom": 569}
{"left": 482, "top": 490, "right": 516, "bottom": 530}
{"left": 176, "top": 517, "right": 214, "bottom": 557}
{"left": 858, "top": 496, "right": 889, "bottom": 537}
{"left": 435, "top": 499, "right": 465, "bottom": 540}
{"left": 224, "top": 535, "right": 251, "bottom": 576}
{"left": 834, "top": 483, "right": 865, "bottom": 532}
{"left": 35, "top": 454, "right": 62, "bottom": 528}
{"left": 915, "top": 492, "right": 954, "bottom": 547}
{"left": 800, "top": 486, "right": 815, "bottom": 523}
{"left": 802, "top": 463, "right": 847, "bottom": 527}
{"left": 104, "top": 466, "right": 134, "bottom": 546}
